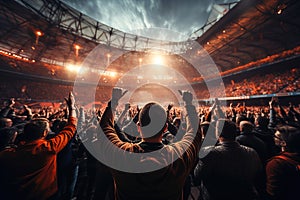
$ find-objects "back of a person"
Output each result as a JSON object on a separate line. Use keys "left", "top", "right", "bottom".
{"left": 0, "top": 92, "right": 77, "bottom": 200}
{"left": 112, "top": 164, "right": 186, "bottom": 200}
{"left": 195, "top": 119, "right": 262, "bottom": 200}
{"left": 266, "top": 152, "right": 300, "bottom": 200}
{"left": 99, "top": 88, "right": 200, "bottom": 200}
{"left": 202, "top": 143, "right": 260, "bottom": 200}
{"left": 0, "top": 141, "right": 58, "bottom": 200}
{"left": 102, "top": 139, "right": 194, "bottom": 200}
{"left": 266, "top": 125, "right": 300, "bottom": 200}
{"left": 237, "top": 133, "right": 267, "bottom": 162}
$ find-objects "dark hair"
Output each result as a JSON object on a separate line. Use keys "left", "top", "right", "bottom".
{"left": 277, "top": 125, "right": 300, "bottom": 153}
{"left": 58, "top": 120, "right": 67, "bottom": 132}
{"left": 236, "top": 115, "right": 247, "bottom": 126}
{"left": 256, "top": 116, "right": 269, "bottom": 128}
{"left": 138, "top": 102, "right": 167, "bottom": 139}
{"left": 216, "top": 118, "right": 237, "bottom": 140}
{"left": 240, "top": 120, "right": 254, "bottom": 134}
{"left": 23, "top": 118, "right": 49, "bottom": 141}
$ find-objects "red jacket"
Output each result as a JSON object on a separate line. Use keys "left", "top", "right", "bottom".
{"left": 0, "top": 117, "right": 77, "bottom": 200}
{"left": 266, "top": 152, "right": 300, "bottom": 200}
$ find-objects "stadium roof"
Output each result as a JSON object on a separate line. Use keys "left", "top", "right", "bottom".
{"left": 0, "top": 0, "right": 299, "bottom": 75}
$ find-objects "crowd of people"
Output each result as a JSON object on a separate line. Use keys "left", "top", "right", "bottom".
{"left": 0, "top": 86, "right": 300, "bottom": 200}
{"left": 1, "top": 52, "right": 300, "bottom": 103}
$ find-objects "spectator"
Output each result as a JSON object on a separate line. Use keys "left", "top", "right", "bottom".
{"left": 237, "top": 120, "right": 267, "bottom": 164}
{"left": 0, "top": 117, "right": 13, "bottom": 128}
{"left": 47, "top": 119, "right": 80, "bottom": 200}
{"left": 0, "top": 92, "right": 77, "bottom": 200}
{"left": 99, "top": 87, "right": 201, "bottom": 200}
{"left": 21, "top": 105, "right": 33, "bottom": 121}
{"left": 266, "top": 125, "right": 300, "bottom": 200}
{"left": 254, "top": 115, "right": 278, "bottom": 159}
{"left": 194, "top": 119, "right": 262, "bottom": 200}
{"left": 0, "top": 98, "right": 15, "bottom": 119}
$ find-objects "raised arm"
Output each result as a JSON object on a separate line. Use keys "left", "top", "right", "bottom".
{"left": 170, "top": 90, "right": 202, "bottom": 171}
{"left": 48, "top": 92, "right": 77, "bottom": 153}
{"left": 99, "top": 88, "right": 137, "bottom": 150}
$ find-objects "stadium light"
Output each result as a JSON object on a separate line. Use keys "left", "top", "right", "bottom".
{"left": 153, "top": 55, "right": 164, "bottom": 65}
{"left": 74, "top": 44, "right": 81, "bottom": 57}
{"left": 35, "top": 31, "right": 43, "bottom": 45}
{"left": 66, "top": 63, "right": 81, "bottom": 73}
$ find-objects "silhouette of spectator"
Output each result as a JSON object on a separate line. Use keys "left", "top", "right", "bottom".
{"left": 0, "top": 92, "right": 77, "bottom": 200}
{"left": 194, "top": 118, "right": 262, "bottom": 200}
{"left": 266, "top": 125, "right": 300, "bottom": 200}
{"left": 237, "top": 120, "right": 267, "bottom": 163}
{"left": 98, "top": 87, "right": 201, "bottom": 200}
{"left": 254, "top": 115, "right": 278, "bottom": 159}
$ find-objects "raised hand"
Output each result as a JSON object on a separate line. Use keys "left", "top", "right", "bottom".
{"left": 64, "top": 91, "right": 76, "bottom": 117}
{"left": 111, "top": 87, "right": 128, "bottom": 108}
{"left": 112, "top": 87, "right": 128, "bottom": 102}
{"left": 64, "top": 91, "right": 76, "bottom": 111}
{"left": 178, "top": 90, "right": 193, "bottom": 105}
{"left": 167, "top": 103, "right": 173, "bottom": 111}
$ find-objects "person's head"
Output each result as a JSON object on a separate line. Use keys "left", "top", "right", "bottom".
{"left": 255, "top": 115, "right": 269, "bottom": 128}
{"left": 216, "top": 118, "right": 237, "bottom": 141}
{"left": 236, "top": 114, "right": 247, "bottom": 126}
{"left": 240, "top": 120, "right": 254, "bottom": 134}
{"left": 0, "top": 118, "right": 13, "bottom": 128}
{"left": 23, "top": 118, "right": 50, "bottom": 142}
{"left": 58, "top": 120, "right": 67, "bottom": 132}
{"left": 51, "top": 119, "right": 61, "bottom": 134}
{"left": 137, "top": 102, "right": 167, "bottom": 140}
{"left": 274, "top": 125, "right": 300, "bottom": 153}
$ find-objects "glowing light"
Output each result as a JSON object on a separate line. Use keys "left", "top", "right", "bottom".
{"left": 36, "top": 31, "right": 42, "bottom": 36}
{"left": 153, "top": 55, "right": 164, "bottom": 65}
{"left": 102, "top": 71, "right": 117, "bottom": 77}
{"left": 74, "top": 44, "right": 81, "bottom": 50}
{"left": 109, "top": 71, "right": 116, "bottom": 77}
{"left": 66, "top": 64, "right": 81, "bottom": 73}
{"left": 74, "top": 44, "right": 81, "bottom": 57}
{"left": 35, "top": 31, "right": 43, "bottom": 45}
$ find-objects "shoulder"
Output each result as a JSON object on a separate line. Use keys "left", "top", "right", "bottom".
{"left": 266, "top": 154, "right": 296, "bottom": 172}
{"left": 0, "top": 147, "right": 16, "bottom": 154}
{"left": 240, "top": 144, "right": 256, "bottom": 152}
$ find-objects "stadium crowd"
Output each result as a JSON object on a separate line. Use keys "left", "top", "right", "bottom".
{"left": 0, "top": 86, "right": 300, "bottom": 200}
{"left": 0, "top": 47, "right": 299, "bottom": 200}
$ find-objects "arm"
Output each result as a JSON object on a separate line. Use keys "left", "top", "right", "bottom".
{"left": 171, "top": 90, "right": 202, "bottom": 171}
{"left": 99, "top": 88, "right": 138, "bottom": 151}
{"left": 116, "top": 103, "right": 130, "bottom": 128}
{"left": 47, "top": 92, "right": 77, "bottom": 153}
{"left": 229, "top": 103, "right": 237, "bottom": 122}
{"left": 76, "top": 106, "right": 85, "bottom": 131}
{"left": 268, "top": 99, "right": 277, "bottom": 130}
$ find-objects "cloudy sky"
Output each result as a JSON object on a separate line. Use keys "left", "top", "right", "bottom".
{"left": 61, "top": 0, "right": 237, "bottom": 41}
